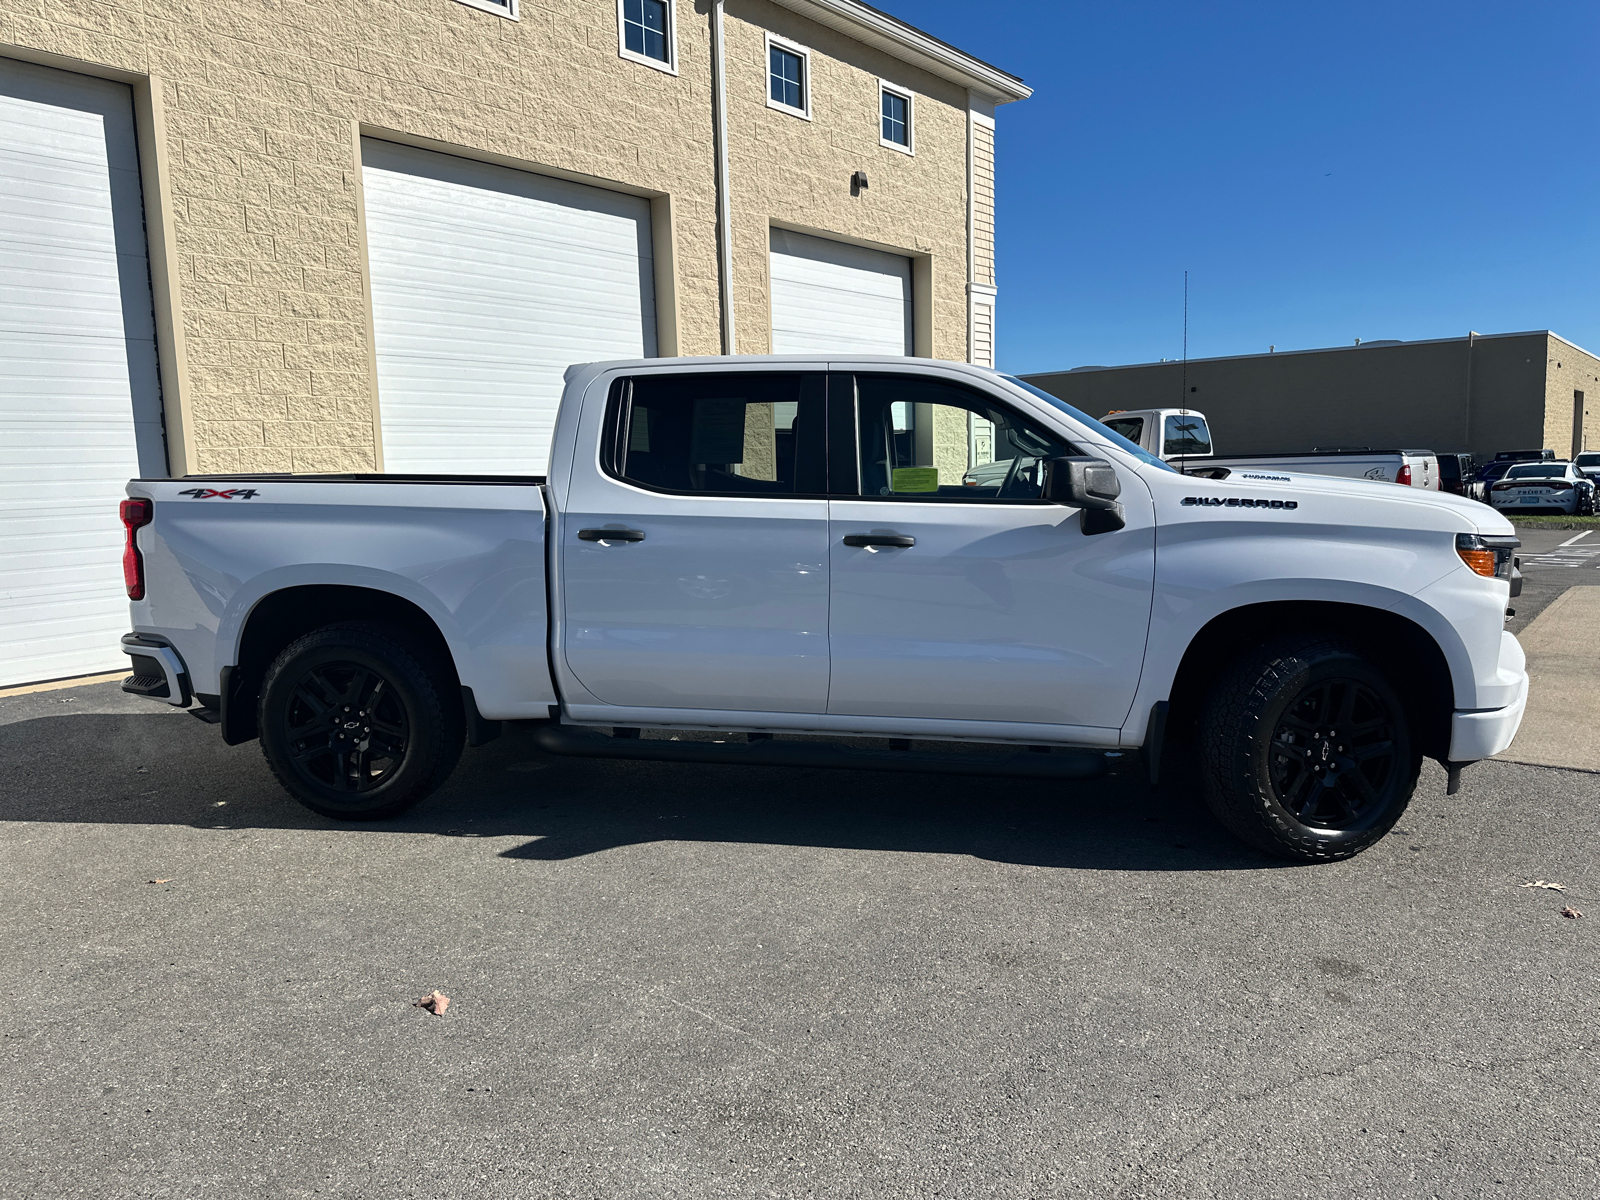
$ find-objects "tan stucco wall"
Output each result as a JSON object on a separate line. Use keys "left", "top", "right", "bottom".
{"left": 1541, "top": 335, "right": 1600, "bottom": 459}
{"left": 3, "top": 0, "right": 980, "bottom": 473}
{"left": 721, "top": 0, "right": 970, "bottom": 358}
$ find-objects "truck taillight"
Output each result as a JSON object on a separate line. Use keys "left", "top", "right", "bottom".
{"left": 1397, "top": 464, "right": 1412, "bottom": 486}
{"left": 120, "top": 498, "right": 153, "bottom": 600}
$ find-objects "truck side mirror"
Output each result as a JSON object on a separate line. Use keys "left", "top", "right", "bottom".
{"left": 1044, "top": 456, "right": 1126, "bottom": 534}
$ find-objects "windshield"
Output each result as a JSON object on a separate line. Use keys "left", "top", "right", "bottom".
{"left": 1576, "top": 453, "right": 1600, "bottom": 468}
{"left": 1507, "top": 464, "right": 1568, "bottom": 480}
{"left": 1003, "top": 377, "right": 1176, "bottom": 472}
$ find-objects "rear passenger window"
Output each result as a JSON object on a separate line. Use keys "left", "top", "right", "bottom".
{"left": 614, "top": 373, "right": 826, "bottom": 496}
{"left": 850, "top": 373, "right": 1072, "bottom": 501}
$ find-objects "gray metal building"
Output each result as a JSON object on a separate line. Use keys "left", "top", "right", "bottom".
{"left": 1022, "top": 331, "right": 1600, "bottom": 461}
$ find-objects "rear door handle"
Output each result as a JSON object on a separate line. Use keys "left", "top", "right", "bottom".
{"left": 842, "top": 534, "right": 915, "bottom": 548}
{"left": 578, "top": 528, "right": 646, "bottom": 543}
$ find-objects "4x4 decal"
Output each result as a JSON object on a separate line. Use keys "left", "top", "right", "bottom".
{"left": 178, "top": 487, "right": 260, "bottom": 500}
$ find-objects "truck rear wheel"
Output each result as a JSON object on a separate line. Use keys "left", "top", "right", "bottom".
{"left": 258, "top": 622, "right": 464, "bottom": 820}
{"left": 1199, "top": 636, "right": 1420, "bottom": 862}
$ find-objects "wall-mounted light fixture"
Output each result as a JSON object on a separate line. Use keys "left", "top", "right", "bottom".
{"left": 850, "top": 170, "right": 869, "bottom": 196}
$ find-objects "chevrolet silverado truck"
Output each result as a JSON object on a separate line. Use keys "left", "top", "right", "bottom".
{"left": 117, "top": 356, "right": 1527, "bottom": 862}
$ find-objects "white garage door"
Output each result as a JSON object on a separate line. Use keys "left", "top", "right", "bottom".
{"left": 0, "top": 59, "right": 164, "bottom": 689}
{"left": 361, "top": 140, "right": 657, "bottom": 475}
{"left": 769, "top": 228, "right": 912, "bottom": 356}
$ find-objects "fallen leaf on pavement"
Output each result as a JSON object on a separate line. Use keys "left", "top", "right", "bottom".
{"left": 1561, "top": 907, "right": 1583, "bottom": 919}
{"left": 1521, "top": 880, "right": 1567, "bottom": 892}
{"left": 414, "top": 991, "right": 451, "bottom": 1015}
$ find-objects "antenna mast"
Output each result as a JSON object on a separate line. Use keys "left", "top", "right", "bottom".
{"left": 1180, "top": 271, "right": 1189, "bottom": 473}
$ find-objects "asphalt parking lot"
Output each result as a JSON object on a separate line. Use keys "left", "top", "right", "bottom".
{"left": 1505, "top": 525, "right": 1600, "bottom": 635}
{"left": 3, "top": 670, "right": 1598, "bottom": 1198}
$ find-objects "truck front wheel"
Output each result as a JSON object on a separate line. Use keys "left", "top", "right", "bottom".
{"left": 1199, "top": 637, "right": 1420, "bottom": 861}
{"left": 258, "top": 622, "right": 464, "bottom": 820}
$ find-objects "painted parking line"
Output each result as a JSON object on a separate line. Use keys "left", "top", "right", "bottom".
{"left": 1558, "top": 531, "right": 1593, "bottom": 548}
{"left": 1521, "top": 549, "right": 1600, "bottom": 567}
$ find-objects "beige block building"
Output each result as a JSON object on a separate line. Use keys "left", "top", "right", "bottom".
{"left": 1024, "top": 332, "right": 1600, "bottom": 462}
{"left": 0, "top": 0, "right": 1027, "bottom": 686}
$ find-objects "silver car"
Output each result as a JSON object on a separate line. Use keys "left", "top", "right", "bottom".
{"left": 1489, "top": 461, "right": 1597, "bottom": 515}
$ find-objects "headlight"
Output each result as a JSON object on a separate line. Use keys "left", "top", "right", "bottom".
{"left": 1456, "top": 533, "right": 1518, "bottom": 579}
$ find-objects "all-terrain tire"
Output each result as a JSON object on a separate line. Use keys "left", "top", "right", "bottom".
{"left": 1198, "top": 636, "right": 1421, "bottom": 862}
{"left": 258, "top": 621, "right": 464, "bottom": 820}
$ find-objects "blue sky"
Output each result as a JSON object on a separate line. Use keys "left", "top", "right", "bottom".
{"left": 882, "top": 1, "right": 1600, "bottom": 374}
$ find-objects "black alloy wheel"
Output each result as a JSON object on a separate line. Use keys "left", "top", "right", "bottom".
{"left": 1199, "top": 636, "right": 1421, "bottom": 862}
{"left": 258, "top": 622, "right": 464, "bottom": 820}
{"left": 281, "top": 662, "right": 410, "bottom": 794}
{"left": 1266, "top": 679, "right": 1397, "bottom": 830}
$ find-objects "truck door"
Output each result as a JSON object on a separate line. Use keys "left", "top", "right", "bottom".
{"left": 825, "top": 372, "right": 1155, "bottom": 730}
{"left": 558, "top": 371, "right": 831, "bottom": 713}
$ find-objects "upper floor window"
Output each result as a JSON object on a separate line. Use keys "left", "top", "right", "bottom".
{"left": 880, "top": 82, "right": 913, "bottom": 153}
{"left": 451, "top": 0, "right": 518, "bottom": 18}
{"left": 766, "top": 34, "right": 811, "bottom": 119}
{"left": 619, "top": 0, "right": 675, "bottom": 73}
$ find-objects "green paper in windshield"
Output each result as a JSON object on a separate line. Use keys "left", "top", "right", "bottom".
{"left": 891, "top": 467, "right": 940, "bottom": 493}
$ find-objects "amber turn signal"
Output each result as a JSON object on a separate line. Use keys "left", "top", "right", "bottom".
{"left": 1457, "top": 547, "right": 1497, "bottom": 577}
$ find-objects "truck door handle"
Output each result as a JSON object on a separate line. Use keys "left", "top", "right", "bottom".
{"left": 578, "top": 528, "right": 645, "bottom": 543}
{"left": 842, "top": 534, "right": 915, "bottom": 548}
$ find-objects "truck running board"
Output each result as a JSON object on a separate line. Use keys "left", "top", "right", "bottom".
{"left": 531, "top": 724, "right": 1110, "bottom": 781}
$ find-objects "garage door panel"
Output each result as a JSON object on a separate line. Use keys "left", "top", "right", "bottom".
{"left": 362, "top": 139, "right": 655, "bottom": 475}
{"left": 0, "top": 57, "right": 163, "bottom": 687}
{"left": 769, "top": 228, "right": 912, "bottom": 356}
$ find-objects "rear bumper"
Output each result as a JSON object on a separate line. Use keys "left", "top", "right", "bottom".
{"left": 120, "top": 633, "right": 192, "bottom": 707}
{"left": 1448, "top": 670, "right": 1528, "bottom": 762}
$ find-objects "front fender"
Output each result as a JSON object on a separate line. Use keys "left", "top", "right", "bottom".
{"left": 1120, "top": 520, "right": 1481, "bottom": 746}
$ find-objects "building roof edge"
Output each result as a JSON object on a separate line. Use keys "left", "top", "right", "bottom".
{"left": 1547, "top": 330, "right": 1600, "bottom": 362}
{"left": 1019, "top": 330, "right": 1595, "bottom": 379}
{"left": 764, "top": 0, "right": 1031, "bottom": 103}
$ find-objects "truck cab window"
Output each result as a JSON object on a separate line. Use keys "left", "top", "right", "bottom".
{"left": 1104, "top": 416, "right": 1144, "bottom": 445}
{"left": 849, "top": 374, "right": 1072, "bottom": 501}
{"left": 615, "top": 373, "right": 825, "bottom": 495}
{"left": 1163, "top": 413, "right": 1211, "bottom": 457}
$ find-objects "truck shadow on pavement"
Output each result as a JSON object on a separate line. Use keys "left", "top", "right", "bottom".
{"left": 0, "top": 708, "right": 1311, "bottom": 872}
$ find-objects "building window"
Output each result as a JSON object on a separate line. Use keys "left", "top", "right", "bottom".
{"left": 766, "top": 34, "right": 811, "bottom": 119}
{"left": 450, "top": 0, "right": 518, "bottom": 18}
{"left": 880, "top": 82, "right": 913, "bottom": 153}
{"left": 619, "top": 0, "right": 675, "bottom": 73}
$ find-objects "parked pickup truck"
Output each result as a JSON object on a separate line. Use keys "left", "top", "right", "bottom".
{"left": 118, "top": 357, "right": 1528, "bottom": 862}
{"left": 1098, "top": 407, "right": 1441, "bottom": 489}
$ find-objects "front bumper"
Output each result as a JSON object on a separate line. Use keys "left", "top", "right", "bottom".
{"left": 1448, "top": 669, "right": 1528, "bottom": 762}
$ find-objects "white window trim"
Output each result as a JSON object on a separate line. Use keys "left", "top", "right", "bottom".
{"left": 765, "top": 32, "right": 812, "bottom": 121}
{"left": 879, "top": 79, "right": 915, "bottom": 155}
{"left": 617, "top": 0, "right": 679, "bottom": 76}
{"left": 451, "top": 0, "right": 519, "bottom": 18}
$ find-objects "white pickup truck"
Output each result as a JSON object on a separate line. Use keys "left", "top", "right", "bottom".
{"left": 1098, "top": 407, "right": 1441, "bottom": 489}
{"left": 118, "top": 356, "right": 1527, "bottom": 862}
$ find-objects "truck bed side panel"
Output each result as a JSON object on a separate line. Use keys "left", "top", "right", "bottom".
{"left": 125, "top": 480, "right": 554, "bottom": 719}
